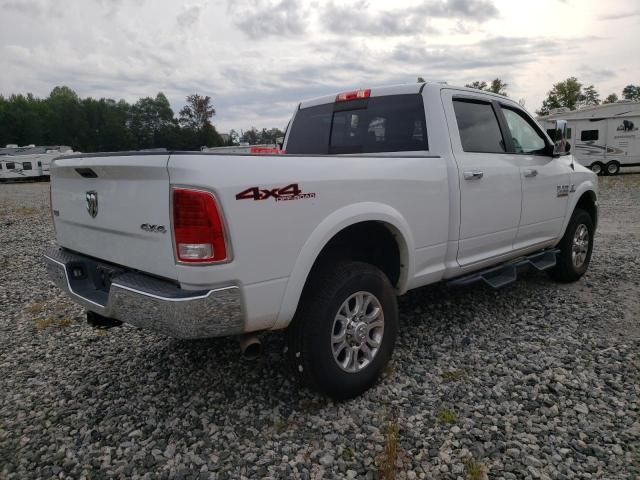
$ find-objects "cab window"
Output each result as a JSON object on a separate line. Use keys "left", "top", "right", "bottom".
{"left": 453, "top": 99, "right": 506, "bottom": 153}
{"left": 501, "top": 107, "right": 546, "bottom": 154}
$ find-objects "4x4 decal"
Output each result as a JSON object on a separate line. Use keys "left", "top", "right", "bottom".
{"left": 236, "top": 183, "right": 316, "bottom": 202}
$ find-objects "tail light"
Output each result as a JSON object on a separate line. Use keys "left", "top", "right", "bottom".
{"left": 250, "top": 146, "right": 284, "bottom": 155}
{"left": 172, "top": 188, "right": 228, "bottom": 264}
{"left": 336, "top": 89, "right": 371, "bottom": 102}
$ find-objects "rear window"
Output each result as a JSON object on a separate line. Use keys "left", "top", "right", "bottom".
{"left": 286, "top": 94, "right": 428, "bottom": 154}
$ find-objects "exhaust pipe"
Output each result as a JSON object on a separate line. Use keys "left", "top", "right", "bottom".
{"left": 239, "top": 334, "right": 262, "bottom": 359}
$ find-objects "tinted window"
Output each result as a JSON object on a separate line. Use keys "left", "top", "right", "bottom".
{"left": 581, "top": 130, "right": 599, "bottom": 141}
{"left": 37, "top": 161, "right": 42, "bottom": 167}
{"left": 453, "top": 100, "right": 505, "bottom": 153}
{"left": 567, "top": 127, "right": 572, "bottom": 139}
{"left": 285, "top": 103, "right": 333, "bottom": 154}
{"left": 23, "top": 162, "right": 32, "bottom": 170}
{"left": 6, "top": 162, "right": 15, "bottom": 170}
{"left": 286, "top": 94, "right": 428, "bottom": 154}
{"left": 502, "top": 108, "right": 546, "bottom": 154}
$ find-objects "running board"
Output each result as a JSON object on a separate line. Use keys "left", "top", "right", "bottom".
{"left": 447, "top": 249, "right": 560, "bottom": 289}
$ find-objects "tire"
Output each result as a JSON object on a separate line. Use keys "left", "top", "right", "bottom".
{"left": 605, "top": 161, "right": 620, "bottom": 176}
{"left": 590, "top": 162, "right": 604, "bottom": 176}
{"left": 287, "top": 260, "right": 398, "bottom": 400}
{"left": 549, "top": 208, "right": 594, "bottom": 282}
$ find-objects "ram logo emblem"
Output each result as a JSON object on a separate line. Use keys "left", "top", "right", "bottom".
{"left": 86, "top": 191, "right": 98, "bottom": 218}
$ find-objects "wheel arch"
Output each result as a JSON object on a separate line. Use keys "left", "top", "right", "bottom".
{"left": 562, "top": 182, "right": 598, "bottom": 236}
{"left": 273, "top": 203, "right": 415, "bottom": 329}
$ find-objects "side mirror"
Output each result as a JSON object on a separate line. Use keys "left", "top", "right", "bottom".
{"left": 551, "top": 119, "right": 570, "bottom": 156}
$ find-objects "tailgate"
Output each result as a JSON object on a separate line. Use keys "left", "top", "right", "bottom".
{"left": 51, "top": 154, "right": 177, "bottom": 280}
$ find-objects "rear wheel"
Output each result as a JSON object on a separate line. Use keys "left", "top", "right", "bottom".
{"left": 605, "top": 161, "right": 620, "bottom": 176}
{"left": 590, "top": 162, "right": 604, "bottom": 175}
{"left": 287, "top": 260, "right": 398, "bottom": 399}
{"left": 550, "top": 208, "right": 594, "bottom": 282}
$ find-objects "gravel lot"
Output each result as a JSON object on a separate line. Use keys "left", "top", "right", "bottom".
{"left": 1, "top": 175, "right": 639, "bottom": 480}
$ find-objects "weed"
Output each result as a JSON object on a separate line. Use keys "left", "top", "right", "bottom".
{"left": 342, "top": 446, "right": 355, "bottom": 460}
{"left": 35, "top": 318, "right": 55, "bottom": 330}
{"left": 440, "top": 370, "right": 465, "bottom": 382}
{"left": 464, "top": 458, "right": 488, "bottom": 480}
{"left": 376, "top": 408, "right": 400, "bottom": 480}
{"left": 16, "top": 206, "right": 37, "bottom": 216}
{"left": 437, "top": 409, "right": 457, "bottom": 424}
{"left": 35, "top": 317, "right": 73, "bottom": 330}
{"left": 273, "top": 418, "right": 290, "bottom": 434}
{"left": 24, "top": 301, "right": 47, "bottom": 315}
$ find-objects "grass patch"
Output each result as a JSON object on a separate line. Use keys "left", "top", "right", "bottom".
{"left": 35, "top": 317, "right": 73, "bottom": 331}
{"left": 24, "top": 301, "right": 47, "bottom": 315}
{"left": 440, "top": 370, "right": 465, "bottom": 382}
{"left": 464, "top": 458, "right": 488, "bottom": 480}
{"left": 342, "top": 446, "right": 355, "bottom": 460}
{"left": 437, "top": 409, "right": 457, "bottom": 424}
{"left": 376, "top": 408, "right": 400, "bottom": 480}
{"left": 16, "top": 206, "right": 38, "bottom": 216}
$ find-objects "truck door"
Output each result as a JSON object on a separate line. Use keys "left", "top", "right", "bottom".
{"left": 498, "top": 105, "right": 570, "bottom": 249}
{"left": 442, "top": 91, "right": 522, "bottom": 267}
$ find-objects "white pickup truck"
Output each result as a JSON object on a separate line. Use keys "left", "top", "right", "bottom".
{"left": 45, "top": 83, "right": 598, "bottom": 399}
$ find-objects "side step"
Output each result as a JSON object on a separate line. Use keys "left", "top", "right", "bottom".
{"left": 447, "top": 249, "right": 559, "bottom": 289}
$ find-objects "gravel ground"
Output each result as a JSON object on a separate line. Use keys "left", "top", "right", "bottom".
{"left": 1, "top": 176, "right": 639, "bottom": 480}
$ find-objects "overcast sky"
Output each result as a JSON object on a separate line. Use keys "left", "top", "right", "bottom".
{"left": 1, "top": 0, "right": 639, "bottom": 132}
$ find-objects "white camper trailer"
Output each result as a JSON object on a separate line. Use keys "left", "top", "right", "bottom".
{"left": 538, "top": 102, "right": 640, "bottom": 175}
{"left": 0, "top": 145, "right": 73, "bottom": 182}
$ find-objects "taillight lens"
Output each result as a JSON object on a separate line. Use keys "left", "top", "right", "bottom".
{"left": 172, "top": 188, "right": 228, "bottom": 263}
{"left": 335, "top": 89, "right": 371, "bottom": 102}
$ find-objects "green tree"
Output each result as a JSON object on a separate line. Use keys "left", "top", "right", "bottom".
{"left": 417, "top": 76, "right": 426, "bottom": 83}
{"left": 603, "top": 93, "right": 619, "bottom": 104}
{"left": 581, "top": 85, "right": 600, "bottom": 107}
{"left": 622, "top": 84, "right": 640, "bottom": 101}
{"left": 129, "top": 93, "right": 177, "bottom": 149}
{"left": 488, "top": 78, "right": 508, "bottom": 96}
{"left": 465, "top": 79, "right": 507, "bottom": 96}
{"left": 240, "top": 127, "right": 260, "bottom": 145}
{"left": 465, "top": 80, "right": 488, "bottom": 91}
{"left": 44, "top": 86, "right": 89, "bottom": 148}
{"left": 537, "top": 77, "right": 584, "bottom": 116}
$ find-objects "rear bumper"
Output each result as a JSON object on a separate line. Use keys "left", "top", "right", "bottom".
{"left": 44, "top": 247, "right": 245, "bottom": 339}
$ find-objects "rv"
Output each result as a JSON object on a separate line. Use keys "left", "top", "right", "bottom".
{"left": 0, "top": 145, "right": 73, "bottom": 182}
{"left": 538, "top": 102, "right": 640, "bottom": 175}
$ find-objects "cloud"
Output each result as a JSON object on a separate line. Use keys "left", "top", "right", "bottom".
{"left": 599, "top": 9, "right": 640, "bottom": 21}
{"left": 424, "top": 0, "right": 499, "bottom": 21}
{"left": 229, "top": 0, "right": 309, "bottom": 38}
{"left": 320, "top": 1, "right": 438, "bottom": 36}
{"left": 319, "top": 0, "right": 497, "bottom": 36}
{"left": 176, "top": 4, "right": 203, "bottom": 29}
{"left": 0, "top": 0, "right": 61, "bottom": 17}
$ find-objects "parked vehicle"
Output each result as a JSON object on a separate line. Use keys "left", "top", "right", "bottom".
{"left": 538, "top": 101, "right": 640, "bottom": 175}
{"left": 45, "top": 83, "right": 598, "bottom": 398}
{"left": 0, "top": 145, "right": 73, "bottom": 182}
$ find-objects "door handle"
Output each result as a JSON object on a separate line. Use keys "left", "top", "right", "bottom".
{"left": 463, "top": 170, "right": 484, "bottom": 180}
{"left": 523, "top": 169, "right": 538, "bottom": 178}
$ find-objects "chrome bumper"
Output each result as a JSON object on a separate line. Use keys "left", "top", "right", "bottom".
{"left": 44, "top": 247, "right": 245, "bottom": 339}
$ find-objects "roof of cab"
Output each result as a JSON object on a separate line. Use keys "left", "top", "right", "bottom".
{"left": 297, "top": 82, "right": 516, "bottom": 110}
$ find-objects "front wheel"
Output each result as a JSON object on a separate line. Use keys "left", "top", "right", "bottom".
{"left": 287, "top": 261, "right": 398, "bottom": 399}
{"left": 550, "top": 208, "right": 594, "bottom": 282}
{"left": 590, "top": 162, "right": 604, "bottom": 175}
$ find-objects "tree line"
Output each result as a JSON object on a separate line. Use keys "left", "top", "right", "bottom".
{"left": 0, "top": 86, "right": 226, "bottom": 152}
